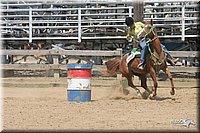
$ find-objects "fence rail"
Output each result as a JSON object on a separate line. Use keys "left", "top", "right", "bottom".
{"left": 1, "top": 49, "right": 123, "bottom": 78}
{"left": 1, "top": 49, "right": 122, "bottom": 56}
{"left": 1, "top": 49, "right": 199, "bottom": 78}
{"left": 1, "top": 50, "right": 199, "bottom": 57}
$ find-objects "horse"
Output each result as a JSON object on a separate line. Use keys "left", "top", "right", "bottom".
{"left": 105, "top": 19, "right": 175, "bottom": 99}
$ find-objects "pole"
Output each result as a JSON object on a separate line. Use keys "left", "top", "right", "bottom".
{"left": 78, "top": 8, "right": 82, "bottom": 43}
{"left": 29, "top": 7, "right": 32, "bottom": 43}
{"left": 181, "top": 4, "right": 185, "bottom": 41}
{"left": 133, "top": 1, "right": 144, "bottom": 22}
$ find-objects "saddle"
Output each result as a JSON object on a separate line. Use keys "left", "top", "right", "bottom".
{"left": 126, "top": 48, "right": 141, "bottom": 64}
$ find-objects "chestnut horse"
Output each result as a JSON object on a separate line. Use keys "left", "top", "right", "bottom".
{"left": 105, "top": 20, "right": 175, "bottom": 99}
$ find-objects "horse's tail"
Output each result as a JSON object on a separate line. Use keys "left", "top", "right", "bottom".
{"left": 105, "top": 58, "right": 121, "bottom": 76}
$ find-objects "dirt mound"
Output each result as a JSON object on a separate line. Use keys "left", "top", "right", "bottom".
{"left": 106, "top": 81, "right": 143, "bottom": 100}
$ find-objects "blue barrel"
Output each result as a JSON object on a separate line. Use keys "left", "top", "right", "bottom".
{"left": 67, "top": 63, "right": 93, "bottom": 102}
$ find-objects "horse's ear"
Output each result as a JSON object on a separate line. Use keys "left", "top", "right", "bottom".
{"left": 150, "top": 15, "right": 154, "bottom": 25}
{"left": 150, "top": 19, "right": 153, "bottom": 25}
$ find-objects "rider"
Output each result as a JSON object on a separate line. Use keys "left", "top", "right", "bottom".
{"left": 125, "top": 17, "right": 179, "bottom": 70}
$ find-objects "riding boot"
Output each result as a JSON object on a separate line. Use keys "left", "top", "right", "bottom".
{"left": 166, "top": 58, "right": 175, "bottom": 66}
{"left": 161, "top": 44, "right": 179, "bottom": 65}
{"left": 166, "top": 52, "right": 179, "bottom": 66}
{"left": 138, "top": 60, "right": 145, "bottom": 70}
{"left": 173, "top": 58, "right": 179, "bottom": 64}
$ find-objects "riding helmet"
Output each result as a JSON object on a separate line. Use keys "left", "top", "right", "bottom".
{"left": 125, "top": 17, "right": 134, "bottom": 27}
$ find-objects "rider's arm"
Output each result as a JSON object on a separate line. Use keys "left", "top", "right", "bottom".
{"left": 135, "top": 22, "right": 146, "bottom": 40}
{"left": 139, "top": 22, "right": 145, "bottom": 28}
{"left": 126, "top": 28, "right": 134, "bottom": 42}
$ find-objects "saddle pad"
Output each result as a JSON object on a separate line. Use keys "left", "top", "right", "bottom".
{"left": 126, "top": 48, "right": 141, "bottom": 64}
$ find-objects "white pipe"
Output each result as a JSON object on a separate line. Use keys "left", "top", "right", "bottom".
{"left": 78, "top": 8, "right": 82, "bottom": 43}
{"left": 29, "top": 7, "right": 32, "bottom": 43}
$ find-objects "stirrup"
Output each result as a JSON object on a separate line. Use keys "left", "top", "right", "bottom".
{"left": 137, "top": 63, "right": 144, "bottom": 70}
{"left": 138, "top": 65, "right": 144, "bottom": 70}
{"left": 138, "top": 62, "right": 144, "bottom": 67}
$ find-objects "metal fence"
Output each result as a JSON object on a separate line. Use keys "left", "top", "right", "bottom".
{"left": 1, "top": 0, "right": 199, "bottom": 42}
{"left": 143, "top": 0, "right": 199, "bottom": 42}
{"left": 1, "top": 1, "right": 134, "bottom": 43}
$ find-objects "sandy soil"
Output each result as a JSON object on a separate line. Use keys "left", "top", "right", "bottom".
{"left": 2, "top": 77, "right": 199, "bottom": 131}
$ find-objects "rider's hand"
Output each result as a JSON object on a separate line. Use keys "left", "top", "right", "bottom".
{"left": 127, "top": 34, "right": 134, "bottom": 43}
{"left": 126, "top": 34, "right": 131, "bottom": 40}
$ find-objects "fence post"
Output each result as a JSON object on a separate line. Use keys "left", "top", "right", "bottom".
{"left": 116, "top": 48, "right": 123, "bottom": 81}
{"left": 52, "top": 55, "right": 60, "bottom": 78}
{"left": 133, "top": 1, "right": 143, "bottom": 22}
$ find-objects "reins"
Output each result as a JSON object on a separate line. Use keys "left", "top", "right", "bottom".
{"left": 143, "top": 24, "right": 166, "bottom": 72}
{"left": 144, "top": 24, "right": 157, "bottom": 44}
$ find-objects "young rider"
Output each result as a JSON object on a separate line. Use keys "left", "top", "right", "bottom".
{"left": 125, "top": 17, "right": 179, "bottom": 70}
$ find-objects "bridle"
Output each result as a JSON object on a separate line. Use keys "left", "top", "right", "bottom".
{"left": 138, "top": 24, "right": 158, "bottom": 44}
{"left": 139, "top": 23, "right": 165, "bottom": 71}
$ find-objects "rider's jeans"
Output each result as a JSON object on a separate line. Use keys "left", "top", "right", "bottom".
{"left": 140, "top": 39, "right": 146, "bottom": 49}
{"left": 161, "top": 44, "right": 168, "bottom": 53}
{"left": 161, "top": 44, "right": 173, "bottom": 59}
{"left": 139, "top": 40, "right": 146, "bottom": 63}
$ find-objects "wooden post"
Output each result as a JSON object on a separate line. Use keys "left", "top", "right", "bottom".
{"left": 117, "top": 72, "right": 122, "bottom": 81}
{"left": 52, "top": 55, "right": 60, "bottom": 78}
{"left": 3, "top": 70, "right": 14, "bottom": 77}
{"left": 116, "top": 48, "right": 123, "bottom": 84}
{"left": 133, "top": 1, "right": 144, "bottom": 22}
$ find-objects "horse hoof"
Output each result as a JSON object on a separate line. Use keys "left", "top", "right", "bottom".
{"left": 170, "top": 91, "right": 175, "bottom": 95}
{"left": 142, "top": 91, "right": 150, "bottom": 99}
{"left": 149, "top": 94, "right": 156, "bottom": 100}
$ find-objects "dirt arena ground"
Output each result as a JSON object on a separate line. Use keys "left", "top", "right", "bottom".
{"left": 2, "top": 76, "right": 199, "bottom": 131}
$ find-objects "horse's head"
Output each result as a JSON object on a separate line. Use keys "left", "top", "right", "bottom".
{"left": 137, "top": 19, "right": 158, "bottom": 44}
{"left": 138, "top": 19, "right": 164, "bottom": 58}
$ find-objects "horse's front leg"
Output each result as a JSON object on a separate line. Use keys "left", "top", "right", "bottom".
{"left": 140, "top": 75, "right": 152, "bottom": 99}
{"left": 140, "top": 75, "right": 152, "bottom": 94}
{"left": 163, "top": 67, "right": 175, "bottom": 95}
{"left": 149, "top": 66, "right": 158, "bottom": 98}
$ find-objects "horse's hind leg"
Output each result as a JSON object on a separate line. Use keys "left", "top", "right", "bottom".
{"left": 163, "top": 67, "right": 175, "bottom": 95}
{"left": 126, "top": 74, "right": 142, "bottom": 96}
